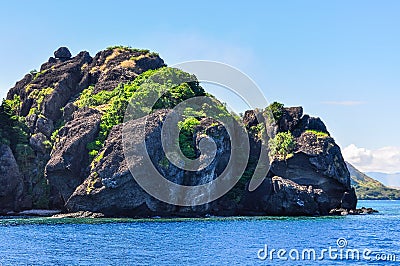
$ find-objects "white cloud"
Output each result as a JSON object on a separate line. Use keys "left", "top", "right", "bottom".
{"left": 322, "top": 101, "right": 366, "bottom": 106}
{"left": 343, "top": 144, "right": 400, "bottom": 173}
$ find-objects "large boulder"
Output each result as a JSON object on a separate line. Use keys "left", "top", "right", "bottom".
{"left": 29, "top": 133, "right": 49, "bottom": 153}
{"left": 0, "top": 145, "right": 24, "bottom": 212}
{"left": 45, "top": 108, "right": 101, "bottom": 205}
{"left": 36, "top": 116, "right": 54, "bottom": 138}
{"left": 279, "top": 107, "right": 303, "bottom": 132}
{"left": 54, "top": 47, "right": 72, "bottom": 59}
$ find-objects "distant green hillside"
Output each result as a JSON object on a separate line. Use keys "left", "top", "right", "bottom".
{"left": 347, "top": 162, "right": 400, "bottom": 200}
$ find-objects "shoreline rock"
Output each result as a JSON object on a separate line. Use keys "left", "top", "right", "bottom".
{"left": 1, "top": 207, "right": 380, "bottom": 219}
{"left": 329, "top": 207, "right": 379, "bottom": 216}
{"left": 51, "top": 211, "right": 105, "bottom": 218}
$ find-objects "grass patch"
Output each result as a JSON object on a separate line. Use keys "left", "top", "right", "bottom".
{"left": 305, "top": 129, "right": 329, "bottom": 138}
{"left": 120, "top": 60, "right": 136, "bottom": 69}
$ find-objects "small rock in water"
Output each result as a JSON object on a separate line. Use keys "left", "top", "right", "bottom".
{"left": 329, "top": 207, "right": 378, "bottom": 216}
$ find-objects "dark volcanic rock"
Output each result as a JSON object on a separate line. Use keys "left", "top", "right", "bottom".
{"left": 341, "top": 188, "right": 357, "bottom": 210}
{"left": 330, "top": 207, "right": 378, "bottom": 216}
{"left": 3, "top": 46, "right": 167, "bottom": 213}
{"left": 240, "top": 109, "right": 356, "bottom": 215}
{"left": 54, "top": 47, "right": 72, "bottom": 59}
{"left": 86, "top": 47, "right": 165, "bottom": 93}
{"left": 299, "top": 115, "right": 328, "bottom": 133}
{"left": 67, "top": 105, "right": 356, "bottom": 217}
{"left": 296, "top": 131, "right": 350, "bottom": 188}
{"left": 29, "top": 133, "right": 49, "bottom": 153}
{"left": 243, "top": 110, "right": 260, "bottom": 128}
{"left": 268, "top": 144, "right": 353, "bottom": 212}
{"left": 42, "top": 51, "right": 92, "bottom": 121}
{"left": 279, "top": 107, "right": 303, "bottom": 132}
{"left": 0, "top": 145, "right": 24, "bottom": 212}
{"left": 1, "top": 46, "right": 360, "bottom": 217}
{"left": 266, "top": 176, "right": 329, "bottom": 216}
{"left": 66, "top": 111, "right": 173, "bottom": 217}
{"left": 240, "top": 174, "right": 332, "bottom": 216}
{"left": 66, "top": 110, "right": 238, "bottom": 217}
{"left": 36, "top": 117, "right": 54, "bottom": 138}
{"left": 45, "top": 108, "right": 101, "bottom": 205}
{"left": 8, "top": 50, "right": 92, "bottom": 121}
{"left": 62, "top": 102, "right": 77, "bottom": 122}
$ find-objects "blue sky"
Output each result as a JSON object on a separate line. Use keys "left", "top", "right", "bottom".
{"left": 1, "top": 1, "right": 399, "bottom": 172}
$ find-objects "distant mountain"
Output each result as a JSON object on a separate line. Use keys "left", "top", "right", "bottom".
{"left": 366, "top": 172, "right": 400, "bottom": 189}
{"left": 346, "top": 162, "right": 400, "bottom": 200}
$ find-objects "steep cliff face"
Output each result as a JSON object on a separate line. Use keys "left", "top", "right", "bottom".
{"left": 45, "top": 108, "right": 102, "bottom": 205}
{"left": 0, "top": 46, "right": 356, "bottom": 216}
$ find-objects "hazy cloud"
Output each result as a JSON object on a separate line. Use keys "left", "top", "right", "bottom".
{"left": 322, "top": 101, "right": 366, "bottom": 106}
{"left": 343, "top": 144, "right": 400, "bottom": 173}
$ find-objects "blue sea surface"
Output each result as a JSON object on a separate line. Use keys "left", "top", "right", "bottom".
{"left": 0, "top": 200, "right": 399, "bottom": 265}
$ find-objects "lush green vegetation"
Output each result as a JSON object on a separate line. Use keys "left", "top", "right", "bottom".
{"left": 177, "top": 117, "right": 201, "bottom": 159}
{"left": 5, "top": 94, "right": 22, "bottom": 114}
{"left": 79, "top": 67, "right": 207, "bottom": 158}
{"left": 305, "top": 129, "right": 329, "bottom": 138}
{"left": 0, "top": 98, "right": 29, "bottom": 148}
{"left": 0, "top": 98, "right": 35, "bottom": 174}
{"left": 268, "top": 131, "right": 296, "bottom": 160}
{"left": 354, "top": 183, "right": 400, "bottom": 200}
{"left": 264, "top": 101, "right": 284, "bottom": 122}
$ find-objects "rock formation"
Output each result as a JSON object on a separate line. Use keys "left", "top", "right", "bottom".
{"left": 0, "top": 46, "right": 357, "bottom": 217}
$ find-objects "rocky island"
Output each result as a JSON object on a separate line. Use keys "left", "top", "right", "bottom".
{"left": 0, "top": 46, "right": 360, "bottom": 218}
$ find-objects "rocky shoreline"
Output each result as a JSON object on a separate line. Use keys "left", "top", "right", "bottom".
{"left": 2, "top": 207, "right": 379, "bottom": 219}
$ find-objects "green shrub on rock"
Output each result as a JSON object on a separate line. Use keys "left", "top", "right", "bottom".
{"left": 178, "top": 117, "right": 201, "bottom": 159}
{"left": 268, "top": 131, "right": 296, "bottom": 160}
{"left": 264, "top": 101, "right": 284, "bottom": 122}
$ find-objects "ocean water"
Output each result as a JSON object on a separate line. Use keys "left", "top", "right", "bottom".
{"left": 0, "top": 200, "right": 399, "bottom": 265}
